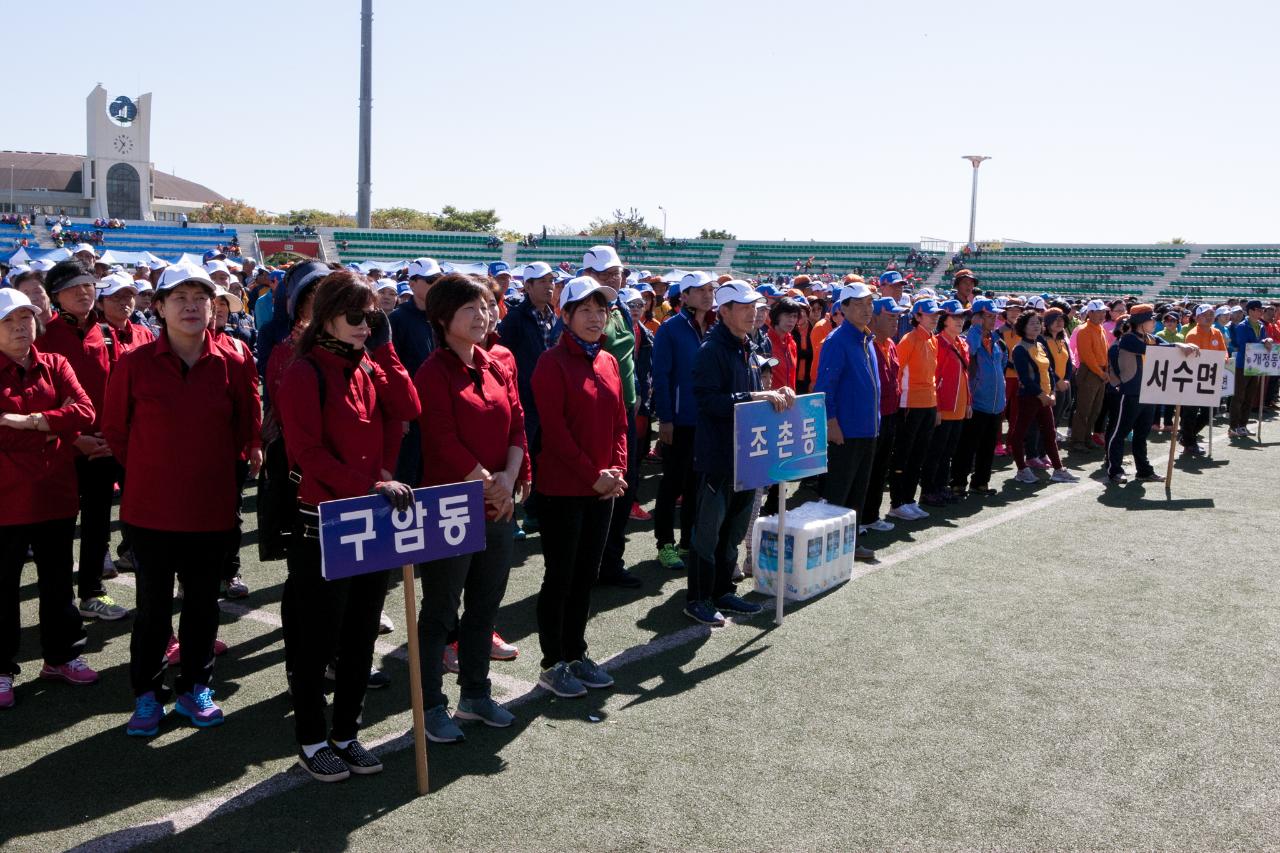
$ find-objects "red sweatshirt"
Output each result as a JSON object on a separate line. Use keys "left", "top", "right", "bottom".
{"left": 212, "top": 330, "right": 263, "bottom": 460}
{"left": 0, "top": 346, "right": 96, "bottom": 525}
{"left": 767, "top": 326, "right": 798, "bottom": 391}
{"left": 36, "top": 311, "right": 110, "bottom": 432}
{"left": 934, "top": 332, "right": 971, "bottom": 420}
{"left": 101, "top": 331, "right": 261, "bottom": 532}
{"left": 531, "top": 335, "right": 627, "bottom": 496}
{"left": 277, "top": 342, "right": 421, "bottom": 505}
{"left": 103, "top": 320, "right": 155, "bottom": 364}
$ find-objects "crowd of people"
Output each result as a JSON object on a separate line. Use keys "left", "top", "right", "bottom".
{"left": 1, "top": 244, "right": 1276, "bottom": 785}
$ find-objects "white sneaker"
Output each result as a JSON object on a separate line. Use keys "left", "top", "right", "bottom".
{"left": 867, "top": 518, "right": 895, "bottom": 532}
{"left": 1056, "top": 430, "right": 1069, "bottom": 443}
{"left": 887, "top": 505, "right": 917, "bottom": 521}
{"left": 1014, "top": 467, "right": 1040, "bottom": 484}
{"left": 378, "top": 610, "right": 394, "bottom": 635}
{"left": 905, "top": 502, "right": 929, "bottom": 519}
{"left": 1050, "top": 468, "right": 1080, "bottom": 483}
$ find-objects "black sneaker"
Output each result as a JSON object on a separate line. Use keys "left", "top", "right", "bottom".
{"left": 298, "top": 746, "right": 350, "bottom": 783}
{"left": 367, "top": 668, "right": 391, "bottom": 689}
{"left": 597, "top": 569, "right": 643, "bottom": 589}
{"left": 328, "top": 739, "right": 383, "bottom": 775}
{"left": 970, "top": 485, "right": 997, "bottom": 497}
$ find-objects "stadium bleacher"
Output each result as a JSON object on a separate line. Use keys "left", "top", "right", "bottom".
{"left": 59, "top": 221, "right": 236, "bottom": 257}
{"left": 334, "top": 230, "right": 502, "bottom": 265}
{"left": 1158, "top": 248, "right": 1280, "bottom": 302}
{"left": 949, "top": 245, "right": 1187, "bottom": 297}
{"left": 733, "top": 241, "right": 915, "bottom": 278}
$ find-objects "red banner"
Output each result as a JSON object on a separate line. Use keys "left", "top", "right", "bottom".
{"left": 259, "top": 239, "right": 321, "bottom": 259}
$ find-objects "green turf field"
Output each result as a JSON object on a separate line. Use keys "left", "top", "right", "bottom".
{"left": 3, "top": 416, "right": 1279, "bottom": 852}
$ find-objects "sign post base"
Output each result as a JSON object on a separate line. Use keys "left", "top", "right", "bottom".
{"left": 401, "top": 564, "right": 429, "bottom": 795}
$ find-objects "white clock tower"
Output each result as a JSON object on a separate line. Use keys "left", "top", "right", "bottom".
{"left": 84, "top": 84, "right": 154, "bottom": 221}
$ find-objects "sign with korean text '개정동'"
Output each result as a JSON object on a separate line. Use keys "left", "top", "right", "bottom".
{"left": 318, "top": 481, "right": 486, "bottom": 580}
{"left": 1139, "top": 349, "right": 1224, "bottom": 407}
{"left": 733, "top": 393, "right": 828, "bottom": 492}
{"left": 1243, "top": 343, "right": 1280, "bottom": 377}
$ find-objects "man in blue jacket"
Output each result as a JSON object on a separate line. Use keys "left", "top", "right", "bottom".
{"left": 390, "top": 257, "right": 441, "bottom": 485}
{"left": 687, "top": 280, "right": 793, "bottom": 626}
{"left": 497, "top": 261, "right": 559, "bottom": 454}
{"left": 1228, "top": 299, "right": 1275, "bottom": 437}
{"left": 950, "top": 297, "right": 1007, "bottom": 497}
{"left": 651, "top": 271, "right": 714, "bottom": 571}
{"left": 814, "top": 281, "right": 878, "bottom": 561}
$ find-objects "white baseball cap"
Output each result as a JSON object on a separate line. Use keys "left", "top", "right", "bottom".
{"left": 204, "top": 259, "right": 231, "bottom": 277}
{"left": 1214, "top": 306, "right": 1233, "bottom": 318}
{"left": 158, "top": 261, "right": 215, "bottom": 293}
{"left": 559, "top": 276, "right": 617, "bottom": 310}
{"left": 678, "top": 271, "right": 714, "bottom": 292}
{"left": 28, "top": 258, "right": 56, "bottom": 273}
{"left": 213, "top": 285, "right": 244, "bottom": 314}
{"left": 97, "top": 271, "right": 139, "bottom": 298}
{"left": 1082, "top": 299, "right": 1109, "bottom": 313}
{"left": 148, "top": 258, "right": 170, "bottom": 271}
{"left": 522, "top": 261, "right": 553, "bottom": 281}
{"left": 374, "top": 278, "right": 399, "bottom": 292}
{"left": 714, "top": 280, "right": 764, "bottom": 308}
{"left": 1194, "top": 303, "right": 1215, "bottom": 318}
{"left": 837, "top": 282, "right": 873, "bottom": 302}
{"left": 618, "top": 287, "right": 643, "bottom": 305}
{"left": 0, "top": 288, "right": 37, "bottom": 321}
{"left": 72, "top": 242, "right": 98, "bottom": 258}
{"left": 407, "top": 257, "right": 442, "bottom": 279}
{"left": 582, "top": 245, "right": 623, "bottom": 273}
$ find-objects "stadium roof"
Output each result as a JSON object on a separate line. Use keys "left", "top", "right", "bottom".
{"left": 0, "top": 150, "right": 226, "bottom": 203}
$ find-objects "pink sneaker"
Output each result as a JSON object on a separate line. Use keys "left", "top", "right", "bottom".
{"left": 166, "top": 636, "right": 230, "bottom": 665}
{"left": 39, "top": 657, "right": 99, "bottom": 685}
{"left": 628, "top": 502, "right": 652, "bottom": 521}
{"left": 443, "top": 642, "right": 459, "bottom": 674}
{"left": 0, "top": 674, "right": 14, "bottom": 708}
{"left": 994, "top": 443, "right": 1008, "bottom": 457}
{"left": 1027, "top": 457, "right": 1051, "bottom": 470}
{"left": 490, "top": 632, "right": 518, "bottom": 661}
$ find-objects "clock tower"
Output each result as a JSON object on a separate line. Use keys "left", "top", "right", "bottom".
{"left": 85, "top": 84, "right": 154, "bottom": 221}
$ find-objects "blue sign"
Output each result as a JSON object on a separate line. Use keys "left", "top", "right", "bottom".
{"left": 318, "top": 481, "right": 486, "bottom": 580}
{"left": 109, "top": 96, "right": 138, "bottom": 125}
{"left": 733, "top": 393, "right": 828, "bottom": 491}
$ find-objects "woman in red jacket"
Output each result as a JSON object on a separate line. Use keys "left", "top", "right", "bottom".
{"left": 412, "top": 273, "right": 528, "bottom": 743}
{"left": 919, "top": 300, "right": 971, "bottom": 507}
{"left": 766, "top": 297, "right": 803, "bottom": 391}
{"left": 101, "top": 262, "right": 262, "bottom": 737}
{"left": 0, "top": 289, "right": 99, "bottom": 709}
{"left": 276, "top": 270, "right": 421, "bottom": 783}
{"left": 532, "top": 277, "right": 627, "bottom": 700}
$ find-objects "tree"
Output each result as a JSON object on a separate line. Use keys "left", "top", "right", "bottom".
{"left": 188, "top": 198, "right": 277, "bottom": 225}
{"left": 699, "top": 228, "right": 736, "bottom": 240}
{"left": 1158, "top": 237, "right": 1189, "bottom": 245}
{"left": 586, "top": 207, "right": 662, "bottom": 240}
{"left": 285, "top": 209, "right": 355, "bottom": 227}
{"left": 436, "top": 205, "right": 500, "bottom": 233}
{"left": 371, "top": 207, "right": 437, "bottom": 231}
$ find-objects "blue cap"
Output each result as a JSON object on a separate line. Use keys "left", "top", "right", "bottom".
{"left": 269, "top": 270, "right": 286, "bottom": 282}
{"left": 636, "top": 282, "right": 654, "bottom": 293}
{"left": 970, "top": 297, "right": 998, "bottom": 315}
{"left": 488, "top": 261, "right": 510, "bottom": 277}
{"left": 938, "top": 299, "right": 967, "bottom": 314}
{"left": 912, "top": 298, "right": 943, "bottom": 315}
{"left": 873, "top": 296, "right": 907, "bottom": 315}
{"left": 879, "top": 271, "right": 904, "bottom": 287}
{"left": 756, "top": 283, "right": 779, "bottom": 297}
{"left": 397, "top": 282, "right": 411, "bottom": 296}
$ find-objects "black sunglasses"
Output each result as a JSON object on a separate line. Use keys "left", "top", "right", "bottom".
{"left": 343, "top": 309, "right": 379, "bottom": 327}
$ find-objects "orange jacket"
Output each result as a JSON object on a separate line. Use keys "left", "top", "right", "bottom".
{"left": 1074, "top": 322, "right": 1110, "bottom": 379}
{"left": 897, "top": 325, "right": 938, "bottom": 409}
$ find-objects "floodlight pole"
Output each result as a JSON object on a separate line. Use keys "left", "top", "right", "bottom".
{"left": 658, "top": 205, "right": 667, "bottom": 240}
{"left": 962, "top": 155, "right": 990, "bottom": 250}
{"left": 356, "top": 0, "right": 373, "bottom": 228}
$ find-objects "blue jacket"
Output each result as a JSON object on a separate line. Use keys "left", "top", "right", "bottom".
{"left": 1109, "top": 331, "right": 1167, "bottom": 396}
{"left": 693, "top": 322, "right": 762, "bottom": 479}
{"left": 390, "top": 299, "right": 435, "bottom": 378}
{"left": 813, "top": 322, "right": 879, "bottom": 439}
{"left": 497, "top": 295, "right": 560, "bottom": 437}
{"left": 652, "top": 308, "right": 708, "bottom": 427}
{"left": 965, "top": 325, "right": 1007, "bottom": 414}
{"left": 1231, "top": 318, "right": 1268, "bottom": 371}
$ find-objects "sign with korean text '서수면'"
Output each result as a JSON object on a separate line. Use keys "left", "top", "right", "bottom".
{"left": 318, "top": 481, "right": 485, "bottom": 580}
{"left": 733, "top": 393, "right": 828, "bottom": 492}
{"left": 1139, "top": 349, "right": 1224, "bottom": 407}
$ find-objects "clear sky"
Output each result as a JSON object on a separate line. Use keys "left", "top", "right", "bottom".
{"left": 9, "top": 0, "right": 1278, "bottom": 244}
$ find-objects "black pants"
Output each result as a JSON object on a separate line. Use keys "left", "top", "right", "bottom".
{"left": 1180, "top": 406, "right": 1210, "bottom": 447}
{"left": 1106, "top": 395, "right": 1156, "bottom": 477}
{"left": 653, "top": 425, "right": 697, "bottom": 548}
{"left": 75, "top": 455, "right": 122, "bottom": 601}
{"left": 222, "top": 459, "right": 250, "bottom": 583}
{"left": 417, "top": 519, "right": 514, "bottom": 709}
{"left": 950, "top": 410, "right": 1001, "bottom": 491}
{"left": 1230, "top": 370, "right": 1260, "bottom": 429}
{"left": 920, "top": 418, "right": 964, "bottom": 496}
{"left": 821, "top": 437, "right": 877, "bottom": 513}
{"left": 889, "top": 407, "right": 936, "bottom": 508}
{"left": 689, "top": 473, "right": 753, "bottom": 603}
{"left": 129, "top": 527, "right": 227, "bottom": 698}
{"left": 861, "top": 411, "right": 899, "bottom": 524}
{"left": 0, "top": 518, "right": 85, "bottom": 675}
{"left": 283, "top": 518, "right": 389, "bottom": 745}
{"left": 536, "top": 494, "right": 612, "bottom": 669}
{"left": 601, "top": 407, "right": 638, "bottom": 577}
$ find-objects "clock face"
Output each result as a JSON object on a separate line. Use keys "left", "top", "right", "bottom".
{"left": 113, "top": 134, "right": 134, "bottom": 155}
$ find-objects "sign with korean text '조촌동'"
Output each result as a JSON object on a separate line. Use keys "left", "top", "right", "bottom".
{"left": 733, "top": 393, "right": 828, "bottom": 492}
{"left": 318, "top": 481, "right": 485, "bottom": 580}
{"left": 1243, "top": 343, "right": 1280, "bottom": 377}
{"left": 1140, "top": 349, "right": 1224, "bottom": 407}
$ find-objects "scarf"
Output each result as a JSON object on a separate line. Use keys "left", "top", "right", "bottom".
{"left": 314, "top": 332, "right": 365, "bottom": 367}
{"left": 569, "top": 331, "right": 602, "bottom": 359}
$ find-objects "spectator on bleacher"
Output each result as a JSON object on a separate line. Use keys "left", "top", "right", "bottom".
{"left": 390, "top": 258, "right": 442, "bottom": 486}
{"left": 180, "top": 213, "right": 188, "bottom": 228}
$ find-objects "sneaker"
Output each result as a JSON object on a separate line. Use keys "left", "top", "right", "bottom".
{"left": 854, "top": 545, "right": 877, "bottom": 562}
{"left": 39, "top": 657, "right": 98, "bottom": 685}
{"left": 1107, "top": 473, "right": 1129, "bottom": 485}
{"left": 538, "top": 662, "right": 588, "bottom": 698}
{"left": 866, "top": 518, "right": 895, "bottom": 532}
{"left": 886, "top": 505, "right": 918, "bottom": 521}
{"left": 568, "top": 657, "right": 615, "bottom": 688}
{"left": 1014, "top": 467, "right": 1040, "bottom": 484}
{"left": 1181, "top": 444, "right": 1205, "bottom": 458}
{"left": 490, "top": 632, "right": 519, "bottom": 661}
{"left": 1049, "top": 468, "right": 1079, "bottom": 483}
{"left": 1230, "top": 427, "right": 1251, "bottom": 438}
{"left": 714, "top": 593, "right": 763, "bottom": 616}
{"left": 165, "top": 637, "right": 229, "bottom": 666}
{"left": 1091, "top": 433, "right": 1106, "bottom": 448}
{"left": 114, "top": 549, "right": 134, "bottom": 572}
{"left": 1027, "top": 457, "right": 1051, "bottom": 470}
{"left": 994, "top": 443, "right": 1009, "bottom": 457}
{"left": 101, "top": 552, "right": 118, "bottom": 580}
{"left": 513, "top": 524, "right": 527, "bottom": 542}
{"left": 223, "top": 574, "right": 249, "bottom": 599}
{"left": 1136, "top": 471, "right": 1165, "bottom": 482}
{"left": 367, "top": 668, "right": 391, "bottom": 689}
{"left": 79, "top": 595, "right": 127, "bottom": 621}
{"left": 970, "top": 485, "right": 997, "bottom": 497}
{"left": 0, "top": 674, "right": 14, "bottom": 709}
{"left": 1056, "top": 430, "right": 1069, "bottom": 443}
{"left": 454, "top": 695, "right": 515, "bottom": 727}
{"left": 327, "top": 739, "right": 383, "bottom": 775}
{"left": 684, "top": 600, "right": 726, "bottom": 626}
{"left": 597, "top": 568, "right": 643, "bottom": 589}
{"left": 126, "top": 691, "right": 165, "bottom": 736}
{"left": 443, "top": 643, "right": 459, "bottom": 674}
{"left": 174, "top": 685, "right": 224, "bottom": 728}
{"left": 657, "top": 543, "right": 685, "bottom": 570}
{"left": 920, "top": 492, "right": 948, "bottom": 508}
{"left": 905, "top": 502, "right": 929, "bottom": 519}
{"left": 378, "top": 610, "right": 394, "bottom": 635}
{"left": 628, "top": 502, "right": 652, "bottom": 521}
{"left": 298, "top": 746, "right": 351, "bottom": 782}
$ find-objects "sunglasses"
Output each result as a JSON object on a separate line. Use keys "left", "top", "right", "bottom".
{"left": 342, "top": 309, "right": 379, "bottom": 327}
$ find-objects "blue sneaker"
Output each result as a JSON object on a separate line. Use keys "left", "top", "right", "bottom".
{"left": 715, "top": 593, "right": 763, "bottom": 616}
{"left": 174, "top": 685, "right": 224, "bottom": 728}
{"left": 423, "top": 704, "right": 465, "bottom": 743}
{"left": 513, "top": 525, "right": 527, "bottom": 542}
{"left": 683, "top": 600, "right": 726, "bottom": 626}
{"left": 568, "top": 657, "right": 614, "bottom": 689}
{"left": 126, "top": 691, "right": 165, "bottom": 737}
{"left": 454, "top": 696, "right": 515, "bottom": 728}
{"left": 538, "top": 662, "right": 587, "bottom": 698}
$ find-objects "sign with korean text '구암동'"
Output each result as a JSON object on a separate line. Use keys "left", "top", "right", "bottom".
{"left": 1243, "top": 343, "right": 1280, "bottom": 377}
{"left": 1140, "top": 349, "right": 1224, "bottom": 407}
{"left": 318, "top": 481, "right": 485, "bottom": 580}
{"left": 733, "top": 393, "right": 828, "bottom": 492}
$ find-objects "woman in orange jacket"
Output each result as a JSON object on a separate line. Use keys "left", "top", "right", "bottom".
{"left": 920, "top": 301, "right": 971, "bottom": 506}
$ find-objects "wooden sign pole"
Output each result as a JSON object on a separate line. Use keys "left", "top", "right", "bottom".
{"left": 401, "top": 564, "right": 429, "bottom": 795}
{"left": 1259, "top": 377, "right": 1267, "bottom": 443}
{"left": 1165, "top": 404, "right": 1181, "bottom": 493}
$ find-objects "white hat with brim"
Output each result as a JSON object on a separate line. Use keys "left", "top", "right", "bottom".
{"left": 559, "top": 276, "right": 617, "bottom": 311}
{"left": 1082, "top": 299, "right": 1109, "bottom": 313}
{"left": 97, "top": 271, "right": 139, "bottom": 298}
{"left": 0, "top": 288, "right": 37, "bottom": 321}
{"left": 837, "top": 282, "right": 873, "bottom": 302}
{"left": 522, "top": 262, "right": 553, "bottom": 282}
{"left": 157, "top": 261, "right": 216, "bottom": 294}
{"left": 714, "top": 280, "right": 764, "bottom": 308}
{"left": 213, "top": 285, "right": 244, "bottom": 314}
{"left": 72, "top": 243, "right": 98, "bottom": 258}
{"left": 407, "top": 257, "right": 442, "bottom": 279}
{"left": 582, "top": 245, "right": 623, "bottom": 273}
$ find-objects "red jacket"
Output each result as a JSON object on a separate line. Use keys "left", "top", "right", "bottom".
{"left": 0, "top": 346, "right": 96, "bottom": 525}
{"left": 103, "top": 320, "right": 155, "bottom": 364}
{"left": 767, "top": 326, "right": 798, "bottom": 391}
{"left": 873, "top": 336, "right": 901, "bottom": 416}
{"left": 265, "top": 334, "right": 297, "bottom": 409}
{"left": 36, "top": 310, "right": 110, "bottom": 432}
{"left": 415, "top": 345, "right": 529, "bottom": 507}
{"left": 102, "top": 331, "right": 261, "bottom": 532}
{"left": 934, "top": 332, "right": 971, "bottom": 420}
{"left": 484, "top": 334, "right": 518, "bottom": 380}
{"left": 531, "top": 335, "right": 627, "bottom": 497}
{"left": 277, "top": 342, "right": 421, "bottom": 505}
{"left": 212, "top": 330, "right": 263, "bottom": 461}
